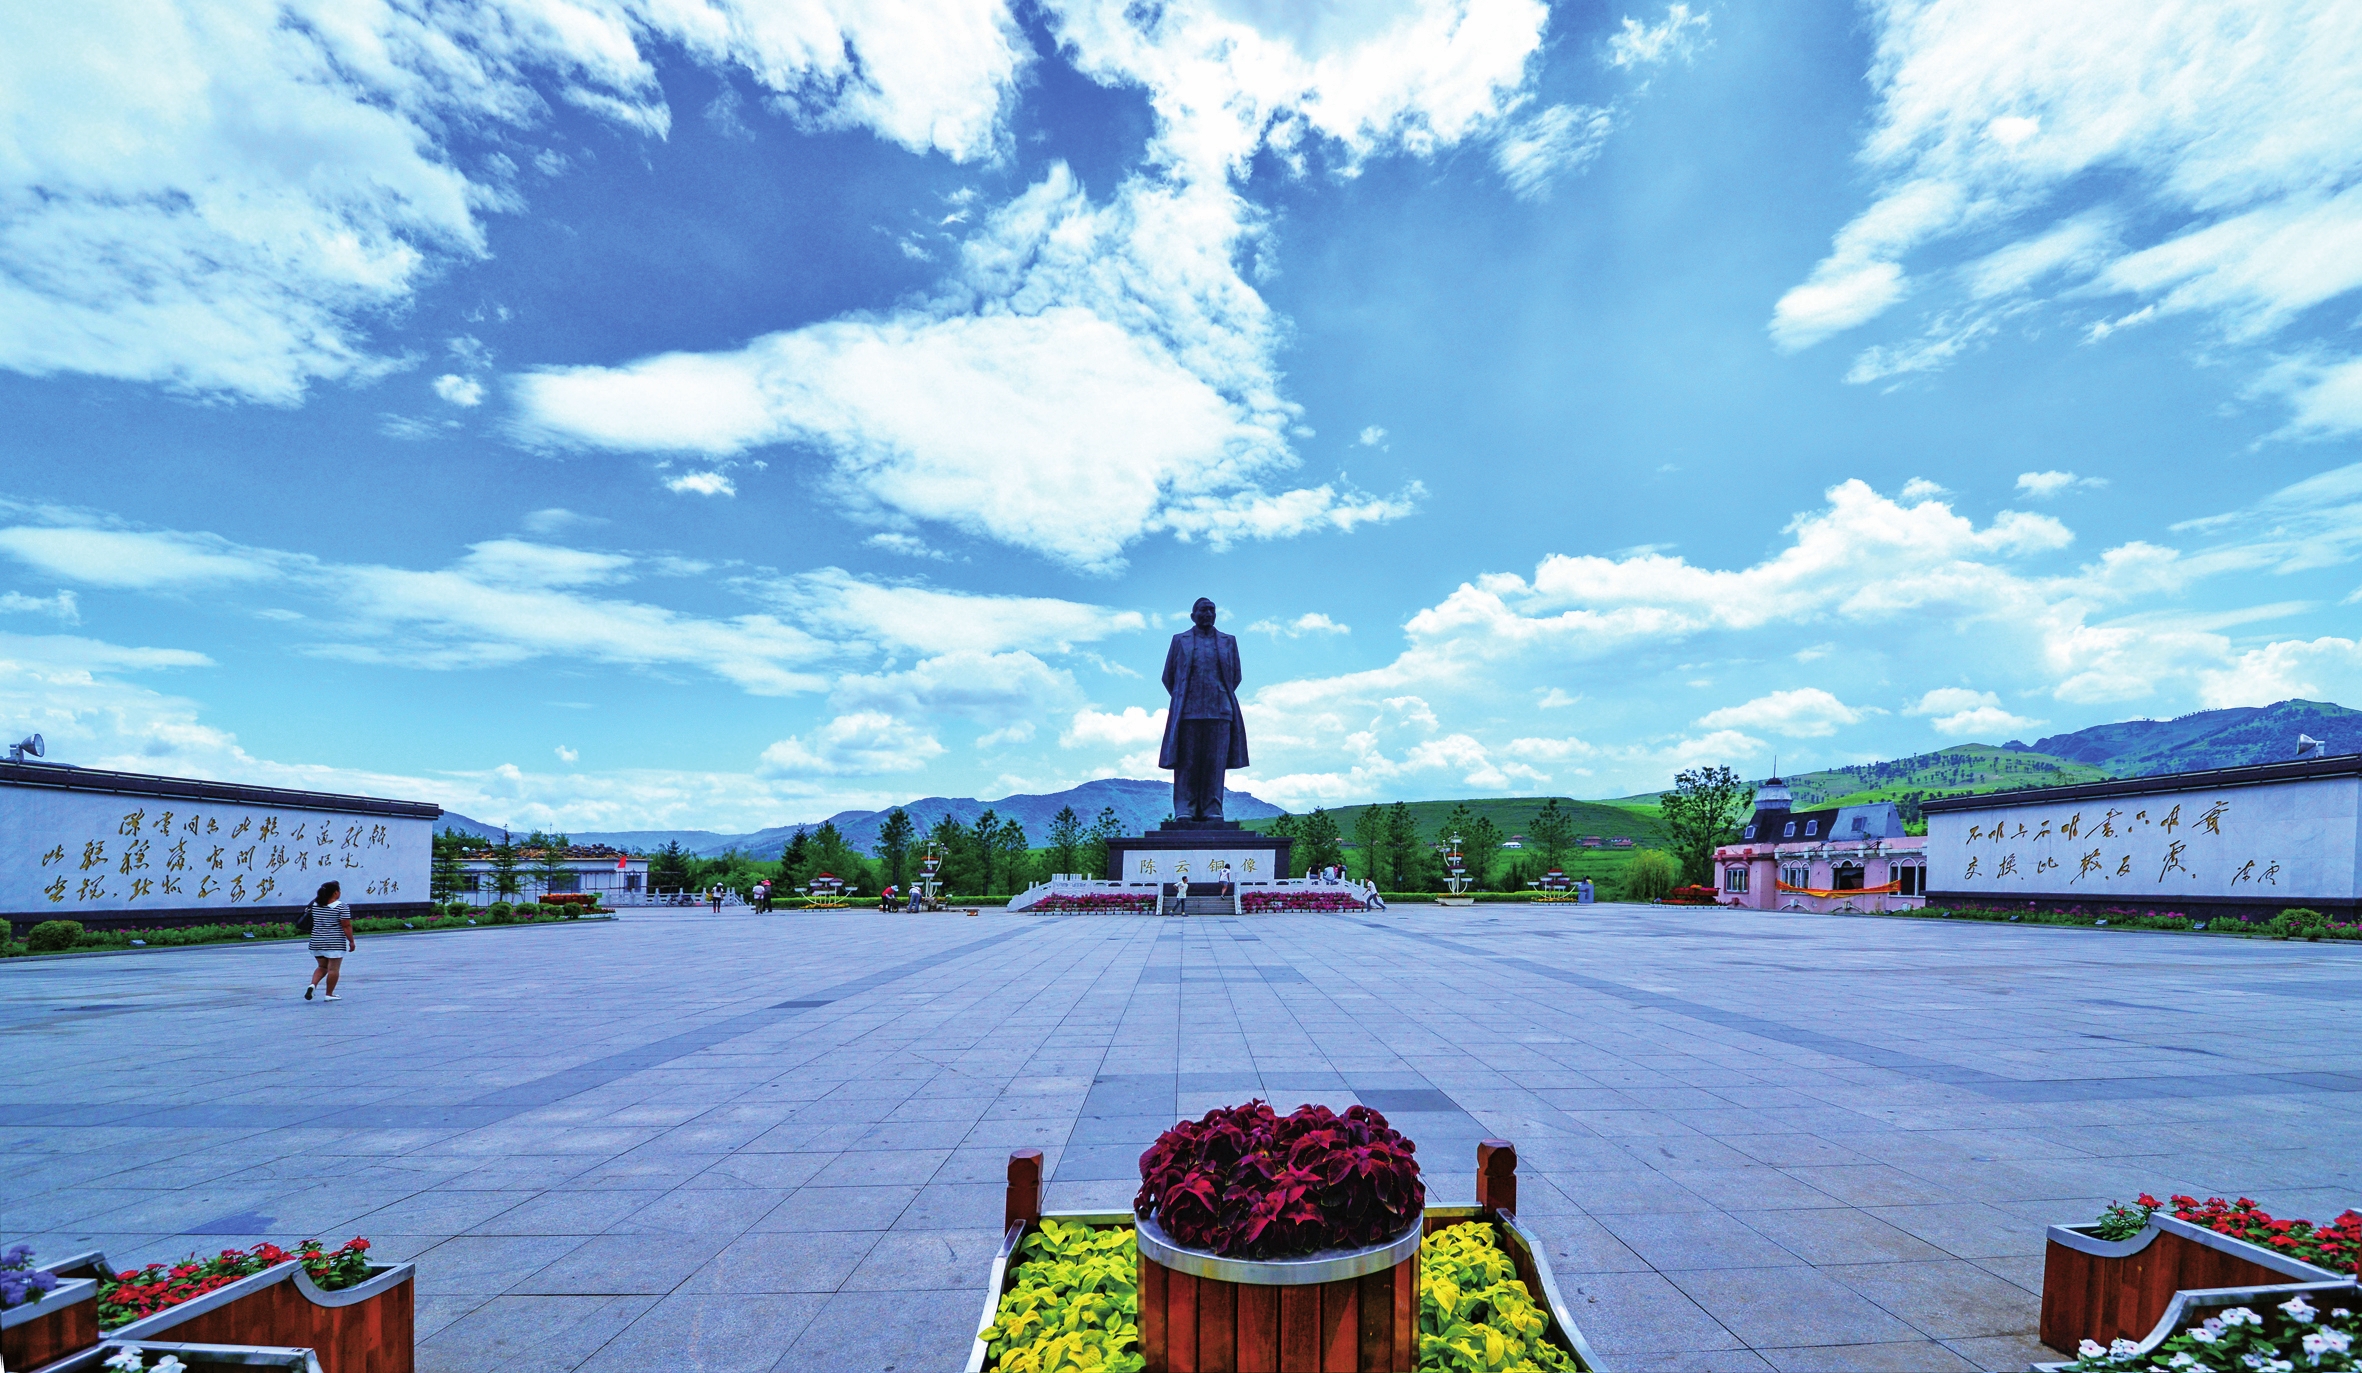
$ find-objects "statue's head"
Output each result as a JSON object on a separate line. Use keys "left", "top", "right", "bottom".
{"left": 1190, "top": 597, "right": 1217, "bottom": 628}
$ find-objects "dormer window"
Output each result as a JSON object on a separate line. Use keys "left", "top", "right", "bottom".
{"left": 1805, "top": 820, "right": 1819, "bottom": 836}
{"left": 1743, "top": 824, "right": 1756, "bottom": 839}
{"left": 1782, "top": 821, "right": 1796, "bottom": 838}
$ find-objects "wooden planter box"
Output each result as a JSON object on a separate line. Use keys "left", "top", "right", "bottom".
{"left": 2029, "top": 1278, "right": 2357, "bottom": 1372}
{"left": 2039, "top": 1213, "right": 2351, "bottom": 1351}
{"left": 3, "top": 1277, "right": 98, "bottom": 1371}
{"left": 35, "top": 1251, "right": 413, "bottom": 1373}
{"left": 970, "top": 1139, "right": 1602, "bottom": 1373}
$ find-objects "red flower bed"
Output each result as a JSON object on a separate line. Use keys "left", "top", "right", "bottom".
{"left": 1135, "top": 1101, "right": 1424, "bottom": 1260}
{"left": 2132, "top": 1194, "right": 2362, "bottom": 1273}
{"left": 1240, "top": 891, "right": 1368, "bottom": 912}
{"left": 1662, "top": 885, "right": 1722, "bottom": 904}
{"left": 1031, "top": 893, "right": 1156, "bottom": 912}
{"left": 99, "top": 1239, "right": 372, "bottom": 1328}
{"left": 542, "top": 893, "right": 600, "bottom": 908}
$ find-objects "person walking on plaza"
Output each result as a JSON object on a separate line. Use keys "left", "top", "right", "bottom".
{"left": 708, "top": 882, "right": 723, "bottom": 914}
{"left": 303, "top": 880, "right": 354, "bottom": 1001}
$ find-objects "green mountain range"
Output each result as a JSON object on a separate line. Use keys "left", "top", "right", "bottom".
{"left": 1243, "top": 796, "right": 1666, "bottom": 846}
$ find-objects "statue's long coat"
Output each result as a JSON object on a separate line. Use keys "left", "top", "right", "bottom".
{"left": 1158, "top": 628, "right": 1250, "bottom": 770}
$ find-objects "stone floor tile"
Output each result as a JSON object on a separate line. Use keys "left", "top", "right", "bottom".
{"left": 1760, "top": 1340, "right": 1976, "bottom": 1371}
{"left": 409, "top": 1235, "right": 596, "bottom": 1296}
{"left": 1821, "top": 1259, "right": 2040, "bottom": 1339}
{"left": 751, "top": 1185, "right": 919, "bottom": 1232}
{"left": 416, "top": 1294, "right": 656, "bottom": 1373}
{"left": 1557, "top": 1269, "right": 1747, "bottom": 1354}
{"left": 1732, "top": 1208, "right": 1953, "bottom": 1266}
{"left": 578, "top": 1293, "right": 827, "bottom": 1373}
{"left": 1595, "top": 1212, "right": 1808, "bottom": 1271}
{"left": 774, "top": 1288, "right": 979, "bottom": 1373}
{"left": 840, "top": 1227, "right": 1003, "bottom": 1291}
{"left": 672, "top": 1230, "right": 883, "bottom": 1294}
{"left": 513, "top": 1232, "right": 732, "bottom": 1295}
{"left": 1670, "top": 1266, "right": 1922, "bottom": 1347}
{"left": 1944, "top": 1331, "right": 2067, "bottom": 1371}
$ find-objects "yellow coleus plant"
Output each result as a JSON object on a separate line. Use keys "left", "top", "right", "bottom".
{"left": 979, "top": 1220, "right": 1144, "bottom": 1373}
{"left": 1418, "top": 1223, "right": 1580, "bottom": 1373}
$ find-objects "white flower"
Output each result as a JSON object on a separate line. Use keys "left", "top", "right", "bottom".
{"left": 2305, "top": 1329, "right": 2353, "bottom": 1359}
{"left": 2084, "top": 1340, "right": 2110, "bottom": 1358}
{"left": 103, "top": 1351, "right": 144, "bottom": 1372}
{"left": 153, "top": 1360, "right": 189, "bottom": 1373}
{"left": 2283, "top": 1295, "right": 2318, "bottom": 1323}
{"left": 2207, "top": 1318, "right": 2229, "bottom": 1334}
{"left": 2170, "top": 1355, "right": 2196, "bottom": 1369}
{"left": 2112, "top": 1338, "right": 2142, "bottom": 1361}
{"left": 2224, "top": 1308, "right": 2262, "bottom": 1327}
{"left": 2194, "top": 1328, "right": 2221, "bottom": 1344}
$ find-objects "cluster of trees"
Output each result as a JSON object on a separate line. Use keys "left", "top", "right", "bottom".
{"left": 429, "top": 827, "right": 583, "bottom": 902}
{"left": 447, "top": 764, "right": 1765, "bottom": 907}
{"left": 641, "top": 803, "right": 1135, "bottom": 902}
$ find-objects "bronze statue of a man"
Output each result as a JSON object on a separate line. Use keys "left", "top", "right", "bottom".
{"left": 1159, "top": 597, "right": 1249, "bottom": 822}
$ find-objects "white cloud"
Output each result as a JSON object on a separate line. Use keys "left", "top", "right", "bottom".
{"left": 516, "top": 167, "right": 1416, "bottom": 570}
{"left": 1537, "top": 687, "right": 1579, "bottom": 708}
{"left": 865, "top": 531, "right": 951, "bottom": 561}
{"left": 832, "top": 650, "right": 1075, "bottom": 721}
{"left": 0, "top": 523, "right": 281, "bottom": 589}
{"left": 1249, "top": 612, "right": 1351, "bottom": 638}
{"left": 1606, "top": 4, "right": 1710, "bottom": 69}
{"left": 434, "top": 374, "right": 485, "bottom": 407}
{"left": 1062, "top": 704, "right": 1165, "bottom": 751}
{"left": 1695, "top": 688, "right": 1870, "bottom": 738}
{"left": 665, "top": 471, "right": 737, "bottom": 497}
{"left": 1774, "top": 0, "right": 2362, "bottom": 415}
{"left": 759, "top": 712, "right": 944, "bottom": 777}
{"left": 1494, "top": 103, "right": 1613, "bottom": 201}
{"left": 758, "top": 567, "right": 1143, "bottom": 656}
{"left": 2017, "top": 470, "right": 2109, "bottom": 498}
{"left": 1359, "top": 426, "right": 1387, "bottom": 446}
{"left": 514, "top": 1, "right": 1552, "bottom": 568}
{"left": 0, "top": 590, "right": 78, "bottom": 622}
{"left": 976, "top": 720, "right": 1036, "bottom": 748}
{"left": 2248, "top": 353, "right": 2362, "bottom": 439}
{"left": 2197, "top": 636, "right": 2362, "bottom": 709}
{"left": 0, "top": 0, "right": 1033, "bottom": 402}
{"left": 519, "top": 508, "right": 609, "bottom": 536}
{"left": 1899, "top": 477, "right": 1947, "bottom": 501}
{"left": 554, "top": 744, "right": 578, "bottom": 764}
{"left": 1906, "top": 687, "right": 2040, "bottom": 737}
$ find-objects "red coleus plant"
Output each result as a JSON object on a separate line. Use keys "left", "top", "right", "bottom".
{"left": 1134, "top": 1100, "right": 1424, "bottom": 1259}
{"left": 98, "top": 1238, "right": 372, "bottom": 1329}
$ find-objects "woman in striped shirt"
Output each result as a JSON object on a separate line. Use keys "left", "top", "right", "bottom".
{"left": 303, "top": 880, "right": 355, "bottom": 1001}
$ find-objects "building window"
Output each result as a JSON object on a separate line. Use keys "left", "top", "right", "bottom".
{"left": 1743, "top": 824, "right": 1756, "bottom": 839}
{"left": 1780, "top": 864, "right": 1809, "bottom": 889}
{"left": 1782, "top": 821, "right": 1797, "bottom": 838}
{"left": 1724, "top": 866, "right": 1748, "bottom": 893}
{"left": 625, "top": 873, "right": 642, "bottom": 892}
{"left": 1805, "top": 819, "right": 1819, "bottom": 836}
{"left": 1893, "top": 865, "right": 1924, "bottom": 896}
{"left": 1833, "top": 863, "right": 1864, "bottom": 891}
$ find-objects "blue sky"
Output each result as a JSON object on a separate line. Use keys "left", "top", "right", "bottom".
{"left": 4, "top": 0, "right": 2361, "bottom": 832}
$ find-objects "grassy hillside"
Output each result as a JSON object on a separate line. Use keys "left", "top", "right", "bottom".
{"left": 1243, "top": 796, "right": 1666, "bottom": 847}
{"left": 1784, "top": 745, "right": 2112, "bottom": 808}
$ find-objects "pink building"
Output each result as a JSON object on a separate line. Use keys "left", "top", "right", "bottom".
{"left": 1712, "top": 777, "right": 1928, "bottom": 913}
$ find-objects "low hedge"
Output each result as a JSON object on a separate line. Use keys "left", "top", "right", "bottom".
{"left": 0, "top": 910, "right": 601, "bottom": 958}
{"left": 1866, "top": 904, "right": 2360, "bottom": 939}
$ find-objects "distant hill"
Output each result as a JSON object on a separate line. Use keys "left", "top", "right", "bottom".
{"left": 1249, "top": 796, "right": 1667, "bottom": 849}
{"left": 1785, "top": 745, "right": 2113, "bottom": 811}
{"left": 2022, "top": 699, "right": 2362, "bottom": 776}
{"left": 443, "top": 779, "right": 1281, "bottom": 859}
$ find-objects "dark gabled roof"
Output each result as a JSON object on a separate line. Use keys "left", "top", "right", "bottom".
{"left": 0, "top": 761, "right": 438, "bottom": 818}
{"left": 1919, "top": 750, "right": 2362, "bottom": 813}
{"left": 1738, "top": 807, "right": 1840, "bottom": 842}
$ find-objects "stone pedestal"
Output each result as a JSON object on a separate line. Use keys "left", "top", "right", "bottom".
{"left": 1106, "top": 819, "right": 1293, "bottom": 888}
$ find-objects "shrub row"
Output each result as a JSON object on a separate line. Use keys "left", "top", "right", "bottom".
{"left": 5, "top": 907, "right": 601, "bottom": 957}
{"left": 1874, "top": 904, "right": 2359, "bottom": 939}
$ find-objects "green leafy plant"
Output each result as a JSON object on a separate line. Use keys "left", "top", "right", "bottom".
{"left": 978, "top": 1219, "right": 1142, "bottom": 1373}
{"left": 2271, "top": 907, "right": 2329, "bottom": 938}
{"left": 26, "top": 919, "right": 83, "bottom": 952}
{"left": 2092, "top": 1196, "right": 2158, "bottom": 1241}
{"left": 1621, "top": 850, "right": 1678, "bottom": 902}
{"left": 1419, "top": 1223, "right": 1578, "bottom": 1373}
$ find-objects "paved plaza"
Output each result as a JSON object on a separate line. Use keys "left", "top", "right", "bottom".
{"left": 4, "top": 904, "right": 2358, "bottom": 1371}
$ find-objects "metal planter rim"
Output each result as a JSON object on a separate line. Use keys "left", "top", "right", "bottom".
{"left": 0, "top": 1276, "right": 96, "bottom": 1330}
{"left": 1136, "top": 1212, "right": 1422, "bottom": 1286}
{"left": 2046, "top": 1215, "right": 2351, "bottom": 1283}
{"left": 104, "top": 1260, "right": 414, "bottom": 1342}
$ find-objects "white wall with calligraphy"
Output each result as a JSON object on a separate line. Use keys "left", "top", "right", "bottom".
{"left": 1926, "top": 774, "right": 2361, "bottom": 903}
{"left": 1118, "top": 848, "right": 1284, "bottom": 884}
{"left": 5, "top": 787, "right": 433, "bottom": 916}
